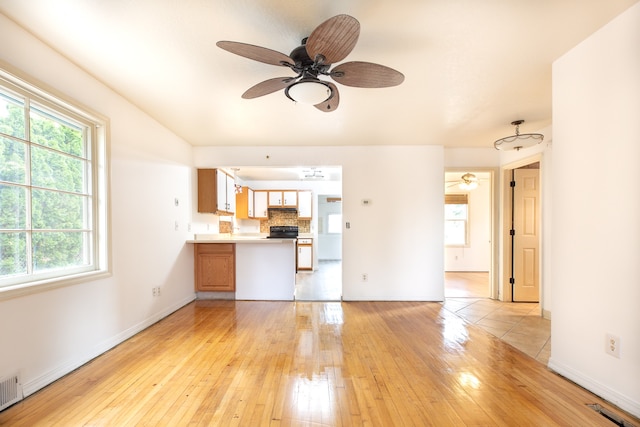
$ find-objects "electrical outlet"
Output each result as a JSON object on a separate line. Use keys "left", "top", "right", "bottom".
{"left": 174, "top": 220, "right": 179, "bottom": 231}
{"left": 152, "top": 287, "right": 161, "bottom": 297}
{"left": 605, "top": 333, "right": 620, "bottom": 358}
{"left": 361, "top": 273, "right": 368, "bottom": 282}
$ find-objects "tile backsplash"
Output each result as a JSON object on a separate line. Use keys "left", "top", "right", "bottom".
{"left": 260, "top": 210, "right": 310, "bottom": 233}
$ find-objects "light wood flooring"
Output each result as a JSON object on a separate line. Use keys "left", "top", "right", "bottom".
{"left": 444, "top": 271, "right": 489, "bottom": 298}
{"left": 1, "top": 300, "right": 637, "bottom": 426}
{"left": 297, "top": 267, "right": 550, "bottom": 364}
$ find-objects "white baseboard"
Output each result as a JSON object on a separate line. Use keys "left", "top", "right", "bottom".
{"left": 548, "top": 357, "right": 640, "bottom": 418}
{"left": 22, "top": 294, "right": 196, "bottom": 397}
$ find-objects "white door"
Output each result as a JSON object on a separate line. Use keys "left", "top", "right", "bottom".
{"left": 297, "top": 244, "right": 313, "bottom": 270}
{"left": 297, "top": 190, "right": 312, "bottom": 219}
{"left": 215, "top": 169, "right": 227, "bottom": 212}
{"left": 513, "top": 168, "right": 540, "bottom": 302}
{"left": 283, "top": 191, "right": 298, "bottom": 207}
{"left": 226, "top": 175, "right": 235, "bottom": 213}
{"left": 247, "top": 188, "right": 254, "bottom": 218}
{"left": 254, "top": 190, "right": 268, "bottom": 219}
{"left": 268, "top": 191, "right": 282, "bottom": 207}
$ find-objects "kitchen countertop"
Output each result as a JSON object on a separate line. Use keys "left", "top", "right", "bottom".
{"left": 187, "top": 234, "right": 300, "bottom": 244}
{"left": 189, "top": 233, "right": 298, "bottom": 301}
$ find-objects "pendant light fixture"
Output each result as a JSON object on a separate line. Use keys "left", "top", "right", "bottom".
{"left": 494, "top": 120, "right": 544, "bottom": 151}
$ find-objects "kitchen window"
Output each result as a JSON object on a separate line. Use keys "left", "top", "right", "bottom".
{"left": 444, "top": 194, "right": 469, "bottom": 246}
{"left": 327, "top": 213, "right": 342, "bottom": 234}
{"left": 0, "top": 68, "right": 109, "bottom": 296}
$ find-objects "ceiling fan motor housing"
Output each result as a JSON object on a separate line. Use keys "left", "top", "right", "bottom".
{"left": 290, "top": 43, "right": 313, "bottom": 67}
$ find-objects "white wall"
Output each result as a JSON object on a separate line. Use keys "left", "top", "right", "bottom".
{"left": 0, "top": 14, "right": 196, "bottom": 397}
{"left": 193, "top": 145, "right": 445, "bottom": 301}
{"left": 550, "top": 2, "right": 640, "bottom": 417}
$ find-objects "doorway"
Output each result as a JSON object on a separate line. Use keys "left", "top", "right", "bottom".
{"left": 444, "top": 170, "right": 495, "bottom": 299}
{"left": 503, "top": 162, "right": 541, "bottom": 302}
{"left": 295, "top": 194, "right": 342, "bottom": 301}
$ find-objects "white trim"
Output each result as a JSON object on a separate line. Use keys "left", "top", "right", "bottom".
{"left": 21, "top": 295, "right": 196, "bottom": 398}
{"left": 0, "top": 64, "right": 111, "bottom": 294}
{"left": 548, "top": 358, "right": 640, "bottom": 418}
{"left": 0, "top": 270, "right": 111, "bottom": 301}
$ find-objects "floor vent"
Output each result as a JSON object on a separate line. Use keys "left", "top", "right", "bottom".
{"left": 587, "top": 404, "right": 637, "bottom": 427}
{"left": 0, "top": 374, "right": 22, "bottom": 411}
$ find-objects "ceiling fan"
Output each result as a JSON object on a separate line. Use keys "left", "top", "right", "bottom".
{"left": 446, "top": 173, "right": 482, "bottom": 190}
{"left": 216, "top": 14, "right": 404, "bottom": 112}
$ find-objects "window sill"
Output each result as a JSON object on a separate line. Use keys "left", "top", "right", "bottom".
{"left": 0, "top": 270, "right": 112, "bottom": 301}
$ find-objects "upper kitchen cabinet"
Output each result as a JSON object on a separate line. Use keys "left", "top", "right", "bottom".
{"left": 268, "top": 190, "right": 297, "bottom": 208}
{"left": 235, "top": 186, "right": 254, "bottom": 219}
{"left": 297, "top": 190, "right": 312, "bottom": 219}
{"left": 253, "top": 190, "right": 268, "bottom": 219}
{"left": 197, "top": 168, "right": 235, "bottom": 215}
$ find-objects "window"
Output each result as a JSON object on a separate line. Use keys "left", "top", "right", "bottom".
{"left": 0, "top": 68, "right": 109, "bottom": 295}
{"left": 444, "top": 194, "right": 468, "bottom": 246}
{"left": 327, "top": 213, "right": 342, "bottom": 234}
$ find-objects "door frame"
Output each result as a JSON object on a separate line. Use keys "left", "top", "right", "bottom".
{"left": 444, "top": 167, "right": 499, "bottom": 299}
{"left": 500, "top": 154, "right": 544, "bottom": 305}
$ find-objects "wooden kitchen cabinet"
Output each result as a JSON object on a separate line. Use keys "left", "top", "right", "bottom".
{"left": 268, "top": 190, "right": 297, "bottom": 208}
{"left": 297, "top": 190, "right": 312, "bottom": 219}
{"left": 235, "top": 186, "right": 254, "bottom": 219}
{"left": 296, "top": 238, "right": 313, "bottom": 271}
{"left": 197, "top": 168, "right": 235, "bottom": 215}
{"left": 253, "top": 190, "right": 268, "bottom": 219}
{"left": 194, "top": 243, "right": 235, "bottom": 292}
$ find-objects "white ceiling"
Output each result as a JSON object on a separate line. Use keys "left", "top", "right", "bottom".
{"left": 0, "top": 1, "right": 636, "bottom": 153}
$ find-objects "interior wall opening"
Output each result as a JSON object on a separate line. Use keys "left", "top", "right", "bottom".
{"left": 444, "top": 169, "right": 495, "bottom": 299}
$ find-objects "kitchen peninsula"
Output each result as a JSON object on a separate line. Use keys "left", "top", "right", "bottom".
{"left": 187, "top": 235, "right": 296, "bottom": 301}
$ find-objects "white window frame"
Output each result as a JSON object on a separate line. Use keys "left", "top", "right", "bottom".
{"left": 0, "top": 67, "right": 110, "bottom": 300}
{"left": 444, "top": 194, "right": 469, "bottom": 247}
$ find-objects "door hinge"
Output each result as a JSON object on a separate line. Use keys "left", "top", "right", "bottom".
{"left": 509, "top": 277, "right": 515, "bottom": 284}
{"left": 510, "top": 180, "right": 516, "bottom": 187}
{"left": 510, "top": 229, "right": 515, "bottom": 236}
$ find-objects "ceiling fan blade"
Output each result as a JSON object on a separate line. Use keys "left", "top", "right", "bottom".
{"left": 216, "top": 41, "right": 292, "bottom": 66}
{"left": 306, "top": 14, "right": 360, "bottom": 65}
{"left": 242, "top": 77, "right": 295, "bottom": 99}
{"left": 314, "top": 83, "right": 340, "bottom": 112}
{"left": 331, "top": 61, "right": 405, "bottom": 88}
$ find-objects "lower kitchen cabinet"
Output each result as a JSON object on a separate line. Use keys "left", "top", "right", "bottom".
{"left": 194, "top": 243, "right": 235, "bottom": 292}
{"left": 296, "top": 238, "right": 313, "bottom": 271}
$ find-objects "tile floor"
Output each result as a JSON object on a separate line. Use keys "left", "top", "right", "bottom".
{"left": 295, "top": 260, "right": 342, "bottom": 301}
{"left": 442, "top": 297, "right": 551, "bottom": 365}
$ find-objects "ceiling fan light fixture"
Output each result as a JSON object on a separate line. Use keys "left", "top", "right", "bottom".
{"left": 458, "top": 173, "right": 478, "bottom": 190}
{"left": 494, "top": 120, "right": 544, "bottom": 151}
{"left": 285, "top": 79, "right": 332, "bottom": 105}
{"left": 300, "top": 168, "right": 325, "bottom": 180}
